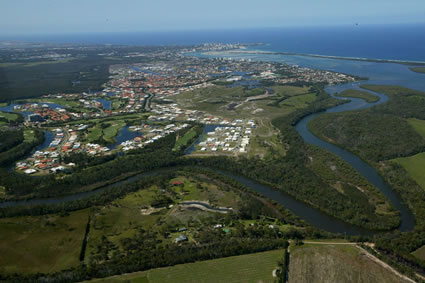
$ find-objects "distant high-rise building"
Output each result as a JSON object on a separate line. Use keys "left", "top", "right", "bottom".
{"left": 28, "top": 114, "right": 45, "bottom": 123}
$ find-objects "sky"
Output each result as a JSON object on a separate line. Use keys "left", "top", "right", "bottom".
{"left": 1, "top": 0, "right": 425, "bottom": 34}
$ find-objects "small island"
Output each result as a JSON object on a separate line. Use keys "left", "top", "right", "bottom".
{"left": 409, "top": 66, "right": 425, "bottom": 74}
{"left": 335, "top": 89, "right": 380, "bottom": 103}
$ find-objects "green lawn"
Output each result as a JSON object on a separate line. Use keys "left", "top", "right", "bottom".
{"left": 335, "top": 89, "right": 380, "bottom": 103}
{"left": 85, "top": 249, "right": 284, "bottom": 283}
{"left": 85, "top": 121, "right": 126, "bottom": 143}
{"left": 0, "top": 209, "right": 89, "bottom": 273}
{"left": 393, "top": 152, "right": 425, "bottom": 190}
{"left": 87, "top": 124, "right": 103, "bottom": 142}
{"left": 407, "top": 118, "right": 425, "bottom": 139}
{"left": 103, "top": 121, "right": 126, "bottom": 143}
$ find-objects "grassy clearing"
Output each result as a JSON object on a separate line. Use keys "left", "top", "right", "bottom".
{"left": 289, "top": 244, "right": 408, "bottom": 283}
{"left": 281, "top": 93, "right": 317, "bottom": 108}
{"left": 23, "top": 129, "right": 37, "bottom": 143}
{"left": 412, "top": 245, "right": 425, "bottom": 261}
{"left": 272, "top": 85, "right": 311, "bottom": 96}
{"left": 393, "top": 152, "right": 425, "bottom": 190}
{"left": 174, "top": 85, "right": 311, "bottom": 122}
{"left": 85, "top": 186, "right": 161, "bottom": 260}
{"left": 86, "top": 176, "right": 242, "bottom": 263}
{"left": 87, "top": 124, "right": 103, "bottom": 142}
{"left": 86, "top": 249, "right": 284, "bottom": 283}
{"left": 407, "top": 118, "right": 425, "bottom": 139}
{"left": 174, "top": 85, "right": 313, "bottom": 158}
{"left": 0, "top": 209, "right": 89, "bottom": 273}
{"left": 335, "top": 89, "right": 379, "bottom": 103}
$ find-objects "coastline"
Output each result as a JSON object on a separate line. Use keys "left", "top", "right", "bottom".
{"left": 205, "top": 49, "right": 425, "bottom": 66}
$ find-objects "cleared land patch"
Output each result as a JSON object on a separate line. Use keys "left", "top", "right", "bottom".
{"left": 288, "top": 244, "right": 410, "bottom": 283}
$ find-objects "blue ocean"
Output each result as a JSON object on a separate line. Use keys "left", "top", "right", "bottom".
{"left": 2, "top": 23, "right": 425, "bottom": 62}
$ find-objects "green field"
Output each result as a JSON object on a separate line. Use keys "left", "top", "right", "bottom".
{"left": 0, "top": 111, "right": 20, "bottom": 122}
{"left": 335, "top": 89, "right": 380, "bottom": 103}
{"left": 407, "top": 118, "right": 425, "bottom": 139}
{"left": 289, "top": 243, "right": 408, "bottom": 283}
{"left": 281, "top": 93, "right": 317, "bottom": 108}
{"left": 103, "top": 121, "right": 126, "bottom": 143}
{"left": 409, "top": 67, "right": 425, "bottom": 74}
{"left": 0, "top": 209, "right": 89, "bottom": 273}
{"left": 412, "top": 245, "right": 425, "bottom": 261}
{"left": 393, "top": 152, "right": 425, "bottom": 190}
{"left": 86, "top": 249, "right": 284, "bottom": 283}
{"left": 173, "top": 127, "right": 198, "bottom": 150}
{"left": 86, "top": 120, "right": 126, "bottom": 143}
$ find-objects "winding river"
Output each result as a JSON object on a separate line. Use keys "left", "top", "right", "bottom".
{"left": 0, "top": 52, "right": 419, "bottom": 236}
{"left": 0, "top": 85, "right": 416, "bottom": 236}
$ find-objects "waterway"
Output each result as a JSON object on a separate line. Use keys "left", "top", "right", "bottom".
{"left": 96, "top": 98, "right": 112, "bottom": 110}
{"left": 184, "top": 124, "right": 226, "bottom": 154}
{"left": 107, "top": 126, "right": 142, "bottom": 150}
{"left": 295, "top": 85, "right": 415, "bottom": 232}
{"left": 0, "top": 53, "right": 420, "bottom": 236}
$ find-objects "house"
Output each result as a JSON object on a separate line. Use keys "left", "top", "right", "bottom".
{"left": 172, "top": 181, "right": 184, "bottom": 186}
{"left": 175, "top": 235, "right": 188, "bottom": 243}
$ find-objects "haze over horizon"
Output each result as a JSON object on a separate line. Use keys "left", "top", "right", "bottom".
{"left": 2, "top": 0, "right": 425, "bottom": 35}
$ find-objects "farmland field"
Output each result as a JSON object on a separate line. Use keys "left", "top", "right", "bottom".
{"left": 0, "top": 209, "right": 89, "bottom": 273}
{"left": 407, "top": 118, "right": 425, "bottom": 139}
{"left": 288, "top": 243, "right": 409, "bottom": 283}
{"left": 85, "top": 249, "right": 284, "bottom": 283}
{"left": 412, "top": 245, "right": 425, "bottom": 261}
{"left": 393, "top": 152, "right": 425, "bottom": 190}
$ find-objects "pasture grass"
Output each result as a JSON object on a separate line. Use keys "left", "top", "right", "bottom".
{"left": 407, "top": 118, "right": 425, "bottom": 139}
{"left": 412, "top": 245, "right": 425, "bottom": 261}
{"left": 393, "top": 152, "right": 425, "bottom": 190}
{"left": 0, "top": 209, "right": 89, "bottom": 273}
{"left": 85, "top": 249, "right": 284, "bottom": 283}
